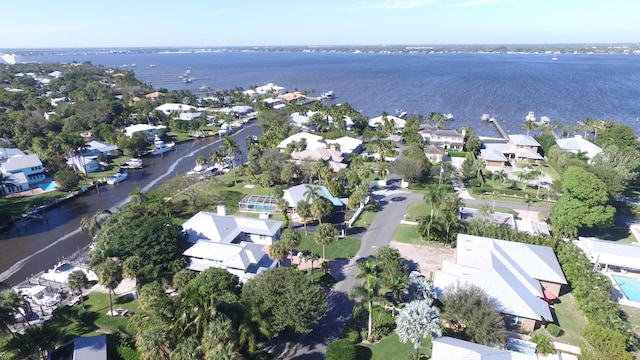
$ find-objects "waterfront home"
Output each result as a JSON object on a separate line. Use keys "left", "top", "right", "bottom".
{"left": 263, "top": 97, "right": 286, "bottom": 109}
{"left": 154, "top": 103, "right": 196, "bottom": 116}
{"left": 277, "top": 132, "right": 327, "bottom": 151}
{"left": 122, "top": 124, "right": 167, "bottom": 138}
{"left": 277, "top": 91, "right": 306, "bottom": 103}
{"left": 0, "top": 153, "right": 46, "bottom": 194}
{"left": 255, "top": 82, "right": 286, "bottom": 95}
{"left": 282, "top": 184, "right": 344, "bottom": 212}
{"left": 419, "top": 124, "right": 465, "bottom": 150}
{"left": 368, "top": 114, "right": 406, "bottom": 131}
{"left": 181, "top": 207, "right": 283, "bottom": 282}
{"left": 85, "top": 140, "right": 119, "bottom": 156}
{"left": 433, "top": 234, "right": 567, "bottom": 332}
{"left": 480, "top": 134, "right": 543, "bottom": 167}
{"left": 288, "top": 111, "right": 314, "bottom": 129}
{"left": 67, "top": 156, "right": 100, "bottom": 174}
{"left": 555, "top": 134, "right": 603, "bottom": 162}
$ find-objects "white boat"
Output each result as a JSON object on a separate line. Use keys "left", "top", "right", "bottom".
{"left": 124, "top": 158, "right": 143, "bottom": 169}
{"left": 106, "top": 172, "right": 128, "bottom": 185}
{"left": 187, "top": 164, "right": 218, "bottom": 175}
{"left": 41, "top": 261, "right": 99, "bottom": 283}
{"left": 320, "top": 90, "right": 335, "bottom": 99}
{"left": 481, "top": 113, "right": 491, "bottom": 122}
{"left": 151, "top": 136, "right": 176, "bottom": 155}
{"left": 525, "top": 111, "right": 536, "bottom": 122}
{"left": 552, "top": 56, "right": 558, "bottom": 61}
{"left": 443, "top": 113, "right": 454, "bottom": 120}
{"left": 14, "top": 285, "right": 61, "bottom": 307}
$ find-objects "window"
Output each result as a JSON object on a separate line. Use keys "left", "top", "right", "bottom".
{"left": 510, "top": 316, "right": 524, "bottom": 326}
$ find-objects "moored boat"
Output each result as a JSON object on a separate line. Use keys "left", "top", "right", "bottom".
{"left": 151, "top": 135, "right": 176, "bottom": 155}
{"left": 106, "top": 172, "right": 128, "bottom": 185}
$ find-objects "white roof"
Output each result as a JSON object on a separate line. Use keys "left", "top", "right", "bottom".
{"left": 515, "top": 219, "right": 550, "bottom": 235}
{"left": 256, "top": 83, "right": 285, "bottom": 94}
{"left": 480, "top": 148, "right": 508, "bottom": 162}
{"left": 578, "top": 236, "right": 640, "bottom": 270}
{"left": 182, "top": 211, "right": 283, "bottom": 244}
{"left": 154, "top": 103, "right": 196, "bottom": 114}
{"left": 514, "top": 149, "right": 544, "bottom": 160}
{"left": 277, "top": 132, "right": 326, "bottom": 150}
{"left": 368, "top": 115, "right": 406, "bottom": 129}
{"left": 283, "top": 184, "right": 343, "bottom": 208}
{"left": 509, "top": 134, "right": 540, "bottom": 147}
{"left": 556, "top": 135, "right": 603, "bottom": 160}
{"left": 0, "top": 148, "right": 26, "bottom": 160}
{"left": 288, "top": 112, "right": 311, "bottom": 127}
{"left": 431, "top": 336, "right": 512, "bottom": 360}
{"left": 1, "top": 154, "right": 42, "bottom": 172}
{"left": 123, "top": 124, "right": 166, "bottom": 137}
{"left": 183, "top": 241, "right": 267, "bottom": 271}
{"left": 326, "top": 136, "right": 363, "bottom": 154}
{"left": 456, "top": 234, "right": 567, "bottom": 285}
{"left": 86, "top": 140, "right": 118, "bottom": 153}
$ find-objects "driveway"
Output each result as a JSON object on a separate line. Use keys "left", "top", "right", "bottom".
{"left": 281, "top": 180, "right": 423, "bottom": 359}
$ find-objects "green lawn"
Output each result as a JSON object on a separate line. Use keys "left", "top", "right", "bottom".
{"left": 352, "top": 203, "right": 378, "bottom": 229}
{"left": 619, "top": 304, "right": 640, "bottom": 339}
{"left": 393, "top": 224, "right": 422, "bottom": 245}
{"left": 358, "top": 333, "right": 433, "bottom": 360}
{"left": 296, "top": 231, "right": 361, "bottom": 260}
{"left": 405, "top": 203, "right": 430, "bottom": 222}
{"left": 551, "top": 293, "right": 587, "bottom": 347}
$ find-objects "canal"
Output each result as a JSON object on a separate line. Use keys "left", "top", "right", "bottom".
{"left": 0, "top": 124, "right": 262, "bottom": 286}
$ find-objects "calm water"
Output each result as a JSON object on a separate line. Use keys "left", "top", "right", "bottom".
{"left": 22, "top": 51, "right": 640, "bottom": 136}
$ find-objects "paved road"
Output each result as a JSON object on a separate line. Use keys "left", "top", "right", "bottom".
{"left": 282, "top": 180, "right": 423, "bottom": 359}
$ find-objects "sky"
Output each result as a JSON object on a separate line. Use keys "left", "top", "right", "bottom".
{"left": 1, "top": 0, "right": 638, "bottom": 48}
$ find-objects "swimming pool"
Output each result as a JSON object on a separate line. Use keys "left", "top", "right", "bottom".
{"left": 506, "top": 337, "right": 536, "bottom": 355}
{"left": 38, "top": 182, "right": 57, "bottom": 191}
{"left": 612, "top": 275, "right": 640, "bottom": 302}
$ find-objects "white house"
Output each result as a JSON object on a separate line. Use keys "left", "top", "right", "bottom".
{"left": 154, "top": 103, "right": 196, "bottom": 116}
{"left": 181, "top": 208, "right": 283, "bottom": 282}
{"left": 368, "top": 115, "right": 406, "bottom": 130}
{"left": 555, "top": 135, "right": 603, "bottom": 162}
{"left": 431, "top": 337, "right": 512, "bottom": 360}
{"left": 277, "top": 132, "right": 327, "bottom": 151}
{"left": 122, "top": 124, "right": 167, "bottom": 138}
{"left": 326, "top": 136, "right": 363, "bottom": 157}
{"left": 433, "top": 234, "right": 566, "bottom": 332}
{"left": 255, "top": 83, "right": 286, "bottom": 95}
{"left": 1, "top": 153, "right": 46, "bottom": 193}
{"left": 282, "top": 184, "right": 344, "bottom": 211}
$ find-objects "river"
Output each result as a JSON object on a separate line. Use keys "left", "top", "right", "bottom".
{"left": 0, "top": 124, "right": 262, "bottom": 286}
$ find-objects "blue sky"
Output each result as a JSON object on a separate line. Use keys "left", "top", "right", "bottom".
{"left": 1, "top": 0, "right": 637, "bottom": 48}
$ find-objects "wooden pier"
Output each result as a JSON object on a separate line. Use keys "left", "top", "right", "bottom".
{"left": 489, "top": 118, "right": 509, "bottom": 140}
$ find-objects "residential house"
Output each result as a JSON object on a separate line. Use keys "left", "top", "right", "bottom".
{"left": 47, "top": 334, "right": 107, "bottom": 360}
{"left": 255, "top": 83, "right": 286, "bottom": 95}
{"left": 154, "top": 103, "right": 196, "bottom": 116}
{"left": 65, "top": 140, "right": 119, "bottom": 174}
{"left": 433, "top": 234, "right": 567, "bottom": 332}
{"left": 576, "top": 236, "right": 640, "bottom": 272}
{"left": 480, "top": 134, "right": 544, "bottom": 168}
{"left": 263, "top": 97, "right": 286, "bottom": 109}
{"left": 326, "top": 136, "right": 363, "bottom": 158}
{"left": 431, "top": 337, "right": 512, "bottom": 360}
{"left": 288, "top": 112, "right": 313, "bottom": 129}
{"left": 419, "top": 125, "right": 465, "bottom": 150}
{"left": 282, "top": 183, "right": 344, "bottom": 212}
{"left": 122, "top": 124, "right": 167, "bottom": 138}
{"left": 290, "top": 148, "right": 347, "bottom": 172}
{"left": 277, "top": 91, "right": 306, "bottom": 103}
{"left": 424, "top": 144, "right": 445, "bottom": 163}
{"left": 555, "top": 135, "right": 603, "bottom": 162}
{"left": 277, "top": 132, "right": 327, "bottom": 151}
{"left": 368, "top": 114, "right": 406, "bottom": 131}
{"left": 1, "top": 152, "right": 46, "bottom": 194}
{"left": 181, "top": 208, "right": 283, "bottom": 282}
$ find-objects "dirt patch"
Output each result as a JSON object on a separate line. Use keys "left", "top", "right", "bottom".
{"left": 390, "top": 240, "right": 456, "bottom": 278}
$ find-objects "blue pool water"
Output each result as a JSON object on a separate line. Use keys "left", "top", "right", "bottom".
{"left": 612, "top": 275, "right": 640, "bottom": 302}
{"left": 506, "top": 338, "right": 536, "bottom": 355}
{"left": 38, "top": 182, "right": 57, "bottom": 191}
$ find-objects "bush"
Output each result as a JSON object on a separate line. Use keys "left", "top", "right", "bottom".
{"left": 546, "top": 323, "right": 563, "bottom": 337}
{"left": 326, "top": 339, "right": 357, "bottom": 360}
{"left": 530, "top": 331, "right": 555, "bottom": 354}
{"left": 583, "top": 324, "right": 633, "bottom": 360}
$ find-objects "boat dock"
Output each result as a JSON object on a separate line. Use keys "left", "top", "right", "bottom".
{"left": 488, "top": 118, "right": 509, "bottom": 140}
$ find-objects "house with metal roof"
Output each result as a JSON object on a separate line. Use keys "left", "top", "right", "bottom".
{"left": 47, "top": 334, "right": 107, "bottom": 360}
{"left": 555, "top": 135, "right": 603, "bottom": 162}
{"left": 368, "top": 114, "right": 406, "bottom": 130}
{"left": 480, "top": 134, "right": 544, "bottom": 168}
{"left": 122, "top": 124, "right": 167, "bottom": 138}
{"left": 181, "top": 208, "right": 283, "bottom": 282}
{"left": 433, "top": 234, "right": 566, "bottom": 332}
{"left": 326, "top": 136, "right": 363, "bottom": 157}
{"left": 0, "top": 153, "right": 46, "bottom": 193}
{"left": 576, "top": 236, "right": 640, "bottom": 272}
{"left": 290, "top": 148, "right": 347, "bottom": 172}
{"left": 282, "top": 184, "right": 344, "bottom": 210}
{"left": 431, "top": 336, "right": 512, "bottom": 360}
{"left": 277, "top": 132, "right": 327, "bottom": 151}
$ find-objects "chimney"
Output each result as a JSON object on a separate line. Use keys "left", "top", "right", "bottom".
{"left": 217, "top": 204, "right": 227, "bottom": 216}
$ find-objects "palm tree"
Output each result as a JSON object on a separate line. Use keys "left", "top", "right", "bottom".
{"left": 67, "top": 270, "right": 89, "bottom": 309}
{"left": 304, "top": 185, "right": 322, "bottom": 204}
{"left": 129, "top": 187, "right": 147, "bottom": 205}
{"left": 122, "top": 255, "right": 144, "bottom": 285}
{"left": 478, "top": 204, "right": 493, "bottom": 224}
{"left": 209, "top": 148, "right": 225, "bottom": 168}
{"left": 395, "top": 300, "right": 442, "bottom": 360}
{"left": 79, "top": 209, "right": 112, "bottom": 238}
{"left": 310, "top": 197, "right": 333, "bottom": 224}
{"left": 314, "top": 223, "right": 336, "bottom": 264}
{"left": 96, "top": 258, "right": 122, "bottom": 317}
{"left": 268, "top": 241, "right": 288, "bottom": 267}
{"left": 350, "top": 259, "right": 384, "bottom": 342}
{"left": 521, "top": 119, "right": 537, "bottom": 135}
{"left": 279, "top": 228, "right": 301, "bottom": 262}
{"left": 3, "top": 291, "right": 31, "bottom": 328}
{"left": 296, "top": 201, "right": 312, "bottom": 235}
{"left": 220, "top": 135, "right": 241, "bottom": 184}
{"left": 423, "top": 185, "right": 445, "bottom": 217}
